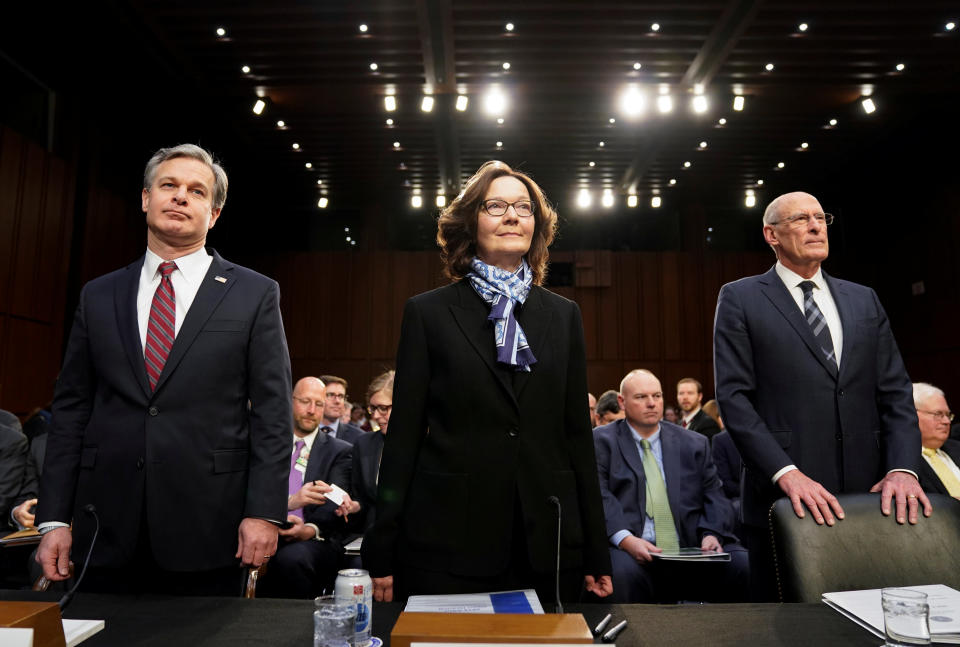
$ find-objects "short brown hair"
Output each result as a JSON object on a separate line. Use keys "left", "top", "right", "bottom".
{"left": 436, "top": 160, "right": 557, "bottom": 285}
{"left": 319, "top": 375, "right": 347, "bottom": 390}
{"left": 366, "top": 370, "right": 395, "bottom": 405}
{"left": 677, "top": 377, "right": 702, "bottom": 394}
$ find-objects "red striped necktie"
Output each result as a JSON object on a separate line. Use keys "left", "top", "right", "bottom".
{"left": 145, "top": 261, "right": 178, "bottom": 391}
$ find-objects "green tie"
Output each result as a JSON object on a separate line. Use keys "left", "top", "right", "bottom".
{"left": 640, "top": 438, "right": 680, "bottom": 551}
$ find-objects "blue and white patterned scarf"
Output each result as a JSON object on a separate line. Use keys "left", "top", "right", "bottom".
{"left": 467, "top": 257, "right": 537, "bottom": 372}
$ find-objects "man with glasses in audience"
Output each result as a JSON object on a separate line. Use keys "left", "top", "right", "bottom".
{"left": 913, "top": 383, "right": 960, "bottom": 499}
{"left": 714, "top": 191, "right": 929, "bottom": 600}
{"left": 318, "top": 375, "right": 364, "bottom": 444}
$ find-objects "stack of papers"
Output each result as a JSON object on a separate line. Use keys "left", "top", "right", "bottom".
{"left": 823, "top": 584, "right": 960, "bottom": 644}
{"left": 651, "top": 547, "right": 731, "bottom": 562}
{"left": 404, "top": 590, "right": 544, "bottom": 614}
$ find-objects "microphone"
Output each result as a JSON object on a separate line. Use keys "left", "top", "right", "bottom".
{"left": 547, "top": 495, "right": 563, "bottom": 614}
{"left": 58, "top": 504, "right": 100, "bottom": 611}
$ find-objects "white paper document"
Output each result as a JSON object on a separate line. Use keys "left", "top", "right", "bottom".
{"left": 651, "top": 547, "right": 731, "bottom": 562}
{"left": 823, "top": 584, "right": 960, "bottom": 644}
{"left": 326, "top": 483, "right": 348, "bottom": 506}
{"left": 344, "top": 536, "right": 363, "bottom": 554}
{"left": 404, "top": 589, "right": 544, "bottom": 614}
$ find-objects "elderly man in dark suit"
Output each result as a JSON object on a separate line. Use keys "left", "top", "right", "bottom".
{"left": 594, "top": 369, "right": 747, "bottom": 603}
{"left": 913, "top": 383, "right": 960, "bottom": 498}
{"left": 714, "top": 191, "right": 930, "bottom": 600}
{"left": 36, "top": 144, "right": 292, "bottom": 595}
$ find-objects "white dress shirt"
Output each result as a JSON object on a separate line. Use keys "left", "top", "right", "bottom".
{"left": 137, "top": 247, "right": 213, "bottom": 352}
{"left": 774, "top": 261, "right": 843, "bottom": 366}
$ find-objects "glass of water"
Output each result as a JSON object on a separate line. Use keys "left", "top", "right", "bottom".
{"left": 882, "top": 588, "right": 931, "bottom": 646}
{"left": 314, "top": 598, "right": 357, "bottom": 647}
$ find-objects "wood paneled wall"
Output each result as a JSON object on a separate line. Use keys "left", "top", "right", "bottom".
{"left": 0, "top": 126, "right": 75, "bottom": 414}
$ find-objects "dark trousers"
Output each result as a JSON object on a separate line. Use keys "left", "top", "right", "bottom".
{"left": 741, "top": 522, "right": 779, "bottom": 602}
{"left": 258, "top": 538, "right": 342, "bottom": 599}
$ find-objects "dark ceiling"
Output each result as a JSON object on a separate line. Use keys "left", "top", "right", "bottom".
{"left": 2, "top": 0, "right": 959, "bottom": 254}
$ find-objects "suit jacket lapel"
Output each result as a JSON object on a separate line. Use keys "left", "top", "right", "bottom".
{"left": 305, "top": 431, "right": 329, "bottom": 483}
{"left": 659, "top": 426, "right": 684, "bottom": 523}
{"left": 616, "top": 421, "right": 647, "bottom": 515}
{"left": 115, "top": 256, "right": 151, "bottom": 398}
{"left": 364, "top": 432, "right": 384, "bottom": 493}
{"left": 153, "top": 250, "right": 237, "bottom": 395}
{"left": 824, "top": 272, "right": 854, "bottom": 379}
{"left": 759, "top": 267, "right": 838, "bottom": 379}
{"left": 450, "top": 281, "right": 519, "bottom": 410}
{"left": 513, "top": 286, "right": 552, "bottom": 400}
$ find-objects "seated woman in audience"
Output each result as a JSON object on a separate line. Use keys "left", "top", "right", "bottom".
{"left": 348, "top": 370, "right": 394, "bottom": 533}
{"left": 362, "top": 161, "right": 612, "bottom": 603}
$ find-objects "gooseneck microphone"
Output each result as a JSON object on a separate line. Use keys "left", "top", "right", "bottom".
{"left": 547, "top": 495, "right": 563, "bottom": 614}
{"left": 58, "top": 504, "right": 100, "bottom": 611}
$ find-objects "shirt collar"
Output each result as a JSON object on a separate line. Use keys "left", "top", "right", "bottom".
{"left": 144, "top": 246, "right": 211, "bottom": 283}
{"left": 294, "top": 427, "right": 319, "bottom": 451}
{"left": 321, "top": 419, "right": 339, "bottom": 433}
{"left": 682, "top": 407, "right": 700, "bottom": 424}
{"left": 775, "top": 260, "right": 826, "bottom": 292}
{"left": 627, "top": 421, "right": 661, "bottom": 446}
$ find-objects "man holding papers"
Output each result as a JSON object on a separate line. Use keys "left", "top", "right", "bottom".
{"left": 593, "top": 369, "right": 748, "bottom": 603}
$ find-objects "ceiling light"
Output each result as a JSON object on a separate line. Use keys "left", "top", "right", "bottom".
{"left": 777, "top": 161, "right": 785, "bottom": 169}
{"left": 276, "top": 120, "right": 285, "bottom": 128}
{"left": 601, "top": 189, "right": 614, "bottom": 208}
{"left": 609, "top": 117, "right": 616, "bottom": 124}
{"left": 765, "top": 63, "right": 775, "bottom": 72}
{"left": 718, "top": 117, "right": 727, "bottom": 125}
{"left": 421, "top": 96, "right": 434, "bottom": 112}
{"left": 692, "top": 95, "right": 708, "bottom": 114}
{"left": 588, "top": 161, "right": 596, "bottom": 167}
{"left": 683, "top": 161, "right": 691, "bottom": 168}
{"left": 627, "top": 194, "right": 638, "bottom": 208}
{"left": 699, "top": 141, "right": 708, "bottom": 149}
{"left": 241, "top": 65, "right": 251, "bottom": 74}
{"left": 216, "top": 27, "right": 226, "bottom": 37}
{"left": 252, "top": 99, "right": 265, "bottom": 115}
{"left": 346, "top": 236, "right": 352, "bottom": 242}
{"left": 798, "top": 22, "right": 808, "bottom": 32}
{"left": 669, "top": 178, "right": 677, "bottom": 185}
{"left": 436, "top": 194, "right": 446, "bottom": 208}
{"left": 620, "top": 85, "right": 647, "bottom": 116}
{"left": 745, "top": 193, "right": 756, "bottom": 208}
{"left": 502, "top": 62, "right": 511, "bottom": 71}
{"left": 318, "top": 179, "right": 323, "bottom": 185}
{"left": 411, "top": 195, "right": 423, "bottom": 208}
{"left": 862, "top": 97, "right": 876, "bottom": 114}
{"left": 351, "top": 240, "right": 356, "bottom": 246}
{"left": 598, "top": 141, "right": 605, "bottom": 147}
{"left": 483, "top": 87, "right": 508, "bottom": 116}
{"left": 292, "top": 143, "right": 300, "bottom": 150}
{"left": 946, "top": 22, "right": 956, "bottom": 31}
{"left": 895, "top": 63, "right": 905, "bottom": 71}
{"left": 577, "top": 189, "right": 592, "bottom": 208}
{"left": 733, "top": 95, "right": 745, "bottom": 111}
{"left": 305, "top": 162, "right": 312, "bottom": 169}
{"left": 384, "top": 95, "right": 397, "bottom": 112}
{"left": 369, "top": 63, "right": 379, "bottom": 71}
{"left": 359, "top": 24, "right": 368, "bottom": 33}
{"left": 456, "top": 95, "right": 469, "bottom": 111}
{"left": 651, "top": 23, "right": 660, "bottom": 32}
{"left": 756, "top": 179, "right": 764, "bottom": 185}
{"left": 393, "top": 141, "right": 400, "bottom": 149}
{"left": 633, "top": 62, "right": 642, "bottom": 70}
{"left": 318, "top": 197, "right": 328, "bottom": 209}
{"left": 496, "top": 141, "right": 503, "bottom": 148}
{"left": 497, "top": 117, "right": 505, "bottom": 124}
{"left": 656, "top": 95, "right": 673, "bottom": 113}
{"left": 651, "top": 196, "right": 662, "bottom": 208}
{"left": 829, "top": 118, "right": 838, "bottom": 126}
{"left": 385, "top": 118, "right": 393, "bottom": 125}
{"left": 505, "top": 22, "right": 514, "bottom": 31}
{"left": 800, "top": 142, "right": 809, "bottom": 149}
{"left": 694, "top": 83, "right": 705, "bottom": 95}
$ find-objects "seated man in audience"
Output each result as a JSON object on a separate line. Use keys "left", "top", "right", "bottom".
{"left": 317, "top": 375, "right": 364, "bottom": 444}
{"left": 0, "top": 410, "right": 29, "bottom": 538}
{"left": 677, "top": 378, "right": 721, "bottom": 441}
{"left": 595, "top": 389, "right": 625, "bottom": 425}
{"left": 9, "top": 433, "right": 48, "bottom": 532}
{"left": 588, "top": 393, "right": 598, "bottom": 428}
{"left": 914, "top": 383, "right": 960, "bottom": 499}
{"left": 594, "top": 369, "right": 748, "bottom": 603}
{"left": 260, "top": 377, "right": 355, "bottom": 598}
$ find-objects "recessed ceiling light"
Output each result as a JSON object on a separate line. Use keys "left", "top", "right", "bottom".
{"left": 305, "top": 162, "right": 312, "bottom": 169}
{"left": 577, "top": 189, "right": 592, "bottom": 208}
{"left": 505, "top": 22, "right": 514, "bottom": 31}
{"left": 651, "top": 196, "right": 662, "bottom": 208}
{"left": 895, "top": 63, "right": 905, "bottom": 71}
{"left": 800, "top": 142, "right": 809, "bottom": 149}
{"left": 862, "top": 97, "right": 876, "bottom": 113}
{"left": 318, "top": 179, "right": 324, "bottom": 185}
{"left": 588, "top": 161, "right": 596, "bottom": 167}
{"left": 276, "top": 120, "right": 285, "bottom": 128}
{"left": 777, "top": 161, "right": 785, "bottom": 169}
{"left": 292, "top": 142, "right": 300, "bottom": 150}
{"left": 683, "top": 161, "right": 691, "bottom": 168}
{"left": 393, "top": 141, "right": 401, "bottom": 149}
{"left": 497, "top": 117, "right": 505, "bottom": 124}
{"left": 627, "top": 194, "right": 638, "bottom": 208}
{"left": 656, "top": 95, "right": 673, "bottom": 113}
{"left": 436, "top": 195, "right": 446, "bottom": 208}
{"left": 602, "top": 189, "right": 614, "bottom": 208}
{"left": 598, "top": 141, "right": 605, "bottom": 147}
{"left": 669, "top": 178, "right": 677, "bottom": 185}
{"left": 384, "top": 96, "right": 396, "bottom": 112}
{"left": 699, "top": 141, "right": 708, "bottom": 149}
{"left": 421, "top": 96, "right": 434, "bottom": 112}
{"left": 216, "top": 27, "right": 226, "bottom": 37}
{"left": 359, "top": 24, "right": 368, "bottom": 33}
{"left": 456, "top": 95, "right": 468, "bottom": 111}
{"left": 757, "top": 179, "right": 764, "bottom": 186}
{"left": 829, "top": 118, "right": 838, "bottom": 126}
{"left": 765, "top": 63, "right": 775, "bottom": 71}
{"left": 241, "top": 65, "right": 251, "bottom": 74}
{"left": 484, "top": 87, "right": 508, "bottom": 116}
{"left": 718, "top": 117, "right": 727, "bottom": 125}
{"left": 318, "top": 197, "right": 328, "bottom": 209}
{"left": 946, "top": 21, "right": 956, "bottom": 31}
{"left": 411, "top": 195, "right": 423, "bottom": 208}
{"left": 385, "top": 118, "right": 393, "bottom": 125}
{"left": 798, "top": 22, "right": 809, "bottom": 32}
{"left": 745, "top": 193, "right": 756, "bottom": 208}
{"left": 733, "top": 95, "right": 745, "bottom": 111}
{"left": 633, "top": 62, "right": 642, "bottom": 70}
{"left": 346, "top": 236, "right": 352, "bottom": 242}
{"left": 621, "top": 86, "right": 647, "bottom": 116}
{"left": 344, "top": 227, "right": 349, "bottom": 232}
{"left": 496, "top": 141, "right": 503, "bottom": 149}
{"left": 369, "top": 62, "right": 379, "bottom": 71}
{"left": 609, "top": 117, "right": 616, "bottom": 124}
{"left": 502, "top": 62, "right": 511, "bottom": 70}
{"left": 252, "top": 99, "right": 265, "bottom": 115}
{"left": 651, "top": 22, "right": 660, "bottom": 32}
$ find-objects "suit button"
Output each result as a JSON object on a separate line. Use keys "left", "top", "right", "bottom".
{"left": 148, "top": 407, "right": 159, "bottom": 416}
{"left": 835, "top": 433, "right": 842, "bottom": 441}
{"left": 838, "top": 389, "right": 845, "bottom": 396}
{"left": 136, "top": 457, "right": 145, "bottom": 470}
{"left": 508, "top": 426, "right": 519, "bottom": 437}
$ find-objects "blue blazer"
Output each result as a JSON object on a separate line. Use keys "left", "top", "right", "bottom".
{"left": 37, "top": 250, "right": 293, "bottom": 570}
{"left": 593, "top": 419, "right": 737, "bottom": 548}
{"left": 714, "top": 266, "right": 919, "bottom": 526}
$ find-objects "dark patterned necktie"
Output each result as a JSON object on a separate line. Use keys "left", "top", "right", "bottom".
{"left": 799, "top": 280, "right": 837, "bottom": 368}
{"left": 144, "top": 261, "right": 177, "bottom": 390}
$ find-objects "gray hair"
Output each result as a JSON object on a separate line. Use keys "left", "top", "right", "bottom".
{"left": 913, "top": 382, "right": 945, "bottom": 408}
{"left": 143, "top": 144, "right": 228, "bottom": 209}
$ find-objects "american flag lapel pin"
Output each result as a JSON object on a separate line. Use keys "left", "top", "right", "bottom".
{"left": 215, "top": 276, "right": 228, "bottom": 283}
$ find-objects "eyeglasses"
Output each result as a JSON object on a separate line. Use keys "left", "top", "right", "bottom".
{"left": 293, "top": 396, "right": 324, "bottom": 409}
{"left": 481, "top": 199, "right": 535, "bottom": 218}
{"left": 918, "top": 409, "right": 955, "bottom": 422}
{"left": 769, "top": 212, "right": 834, "bottom": 228}
{"left": 368, "top": 404, "right": 393, "bottom": 415}
{"left": 325, "top": 392, "right": 346, "bottom": 401}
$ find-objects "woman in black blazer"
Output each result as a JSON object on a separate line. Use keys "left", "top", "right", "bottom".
{"left": 362, "top": 161, "right": 612, "bottom": 602}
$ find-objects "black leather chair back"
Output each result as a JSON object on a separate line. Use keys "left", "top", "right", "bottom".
{"left": 770, "top": 493, "right": 960, "bottom": 602}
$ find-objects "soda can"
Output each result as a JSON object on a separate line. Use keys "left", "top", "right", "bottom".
{"left": 335, "top": 568, "right": 372, "bottom": 647}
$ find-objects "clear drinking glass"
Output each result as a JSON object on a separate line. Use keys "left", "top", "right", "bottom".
{"left": 882, "top": 588, "right": 931, "bottom": 646}
{"left": 314, "top": 598, "right": 357, "bottom": 647}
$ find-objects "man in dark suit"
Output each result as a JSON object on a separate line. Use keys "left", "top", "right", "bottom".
{"left": 0, "top": 411, "right": 28, "bottom": 538}
{"left": 677, "top": 378, "right": 721, "bottom": 441}
{"left": 594, "top": 369, "right": 747, "bottom": 603}
{"left": 913, "top": 383, "right": 960, "bottom": 498}
{"left": 317, "top": 375, "right": 364, "bottom": 444}
{"left": 714, "top": 191, "right": 930, "bottom": 600}
{"left": 35, "top": 144, "right": 292, "bottom": 595}
{"left": 260, "top": 376, "right": 354, "bottom": 598}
